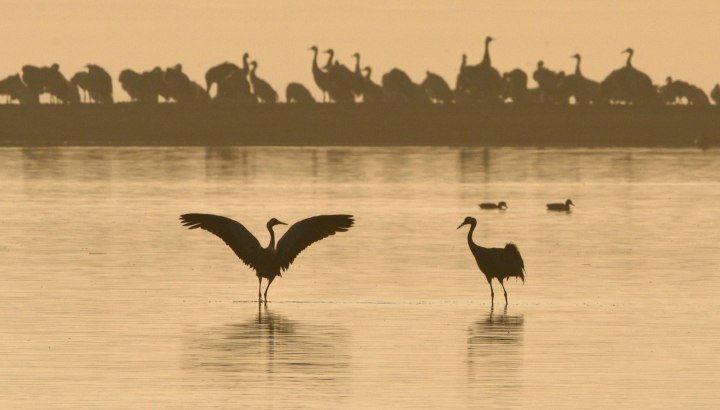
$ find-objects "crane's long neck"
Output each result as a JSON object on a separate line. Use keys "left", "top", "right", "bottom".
{"left": 324, "top": 51, "right": 333, "bottom": 70}
{"left": 354, "top": 55, "right": 361, "bottom": 74}
{"left": 481, "top": 39, "right": 491, "bottom": 67}
{"left": 365, "top": 67, "right": 372, "bottom": 80}
{"left": 625, "top": 50, "right": 633, "bottom": 67}
{"left": 466, "top": 221, "right": 478, "bottom": 248}
{"left": 242, "top": 55, "right": 249, "bottom": 74}
{"left": 574, "top": 56, "right": 582, "bottom": 75}
{"left": 267, "top": 225, "right": 276, "bottom": 250}
{"left": 312, "top": 48, "right": 319, "bottom": 73}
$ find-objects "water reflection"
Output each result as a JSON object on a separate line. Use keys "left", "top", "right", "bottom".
{"left": 205, "top": 147, "right": 254, "bottom": 180}
{"left": 184, "top": 305, "right": 350, "bottom": 400}
{"left": 459, "top": 147, "right": 490, "bottom": 184}
{"left": 467, "top": 305, "right": 524, "bottom": 406}
{"left": 22, "top": 147, "right": 65, "bottom": 179}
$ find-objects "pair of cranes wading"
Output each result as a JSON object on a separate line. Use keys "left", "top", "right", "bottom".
{"left": 180, "top": 213, "right": 526, "bottom": 304}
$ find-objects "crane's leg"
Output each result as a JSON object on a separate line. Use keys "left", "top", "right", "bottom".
{"left": 500, "top": 279, "right": 508, "bottom": 305}
{"left": 257, "top": 277, "right": 263, "bottom": 302}
{"left": 263, "top": 276, "right": 275, "bottom": 302}
{"left": 488, "top": 279, "right": 495, "bottom": 305}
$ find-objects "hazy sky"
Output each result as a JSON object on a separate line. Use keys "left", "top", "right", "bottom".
{"left": 2, "top": 0, "right": 719, "bottom": 101}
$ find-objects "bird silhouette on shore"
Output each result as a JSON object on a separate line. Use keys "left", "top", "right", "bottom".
{"left": 479, "top": 201, "right": 507, "bottom": 210}
{"left": 458, "top": 216, "right": 525, "bottom": 304}
{"left": 180, "top": 214, "right": 354, "bottom": 302}
{"left": 547, "top": 199, "right": 574, "bottom": 211}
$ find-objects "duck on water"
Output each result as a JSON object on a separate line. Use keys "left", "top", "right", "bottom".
{"left": 479, "top": 201, "right": 507, "bottom": 210}
{"left": 547, "top": 199, "right": 574, "bottom": 212}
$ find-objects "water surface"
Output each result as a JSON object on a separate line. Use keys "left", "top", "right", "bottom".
{"left": 1, "top": 147, "right": 719, "bottom": 409}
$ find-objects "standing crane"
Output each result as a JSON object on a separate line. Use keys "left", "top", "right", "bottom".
{"left": 180, "top": 214, "right": 354, "bottom": 302}
{"left": 458, "top": 217, "right": 526, "bottom": 304}
{"left": 249, "top": 61, "right": 278, "bottom": 103}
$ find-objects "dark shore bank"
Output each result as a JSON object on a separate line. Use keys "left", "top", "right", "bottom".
{"left": 0, "top": 103, "right": 717, "bottom": 147}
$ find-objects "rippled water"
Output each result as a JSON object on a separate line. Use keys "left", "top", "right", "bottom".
{"left": 1, "top": 147, "right": 719, "bottom": 409}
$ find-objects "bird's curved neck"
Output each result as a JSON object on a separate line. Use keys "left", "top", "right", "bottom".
{"left": 574, "top": 57, "right": 581, "bottom": 75}
{"left": 250, "top": 64, "right": 257, "bottom": 77}
{"left": 267, "top": 225, "right": 276, "bottom": 249}
{"left": 324, "top": 52, "right": 333, "bottom": 69}
{"left": 354, "top": 55, "right": 361, "bottom": 74}
{"left": 461, "top": 55, "right": 467, "bottom": 69}
{"left": 482, "top": 40, "right": 491, "bottom": 66}
{"left": 312, "top": 49, "right": 319, "bottom": 71}
{"left": 365, "top": 68, "right": 372, "bottom": 80}
{"left": 625, "top": 51, "right": 633, "bottom": 67}
{"left": 466, "top": 221, "right": 478, "bottom": 248}
{"left": 242, "top": 55, "right": 249, "bottom": 72}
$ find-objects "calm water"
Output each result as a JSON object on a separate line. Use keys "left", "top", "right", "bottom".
{"left": 1, "top": 147, "right": 719, "bottom": 409}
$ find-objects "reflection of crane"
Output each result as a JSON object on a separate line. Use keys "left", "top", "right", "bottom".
{"left": 458, "top": 217, "right": 526, "bottom": 304}
{"left": 546, "top": 199, "right": 574, "bottom": 212}
{"left": 180, "top": 214, "right": 354, "bottom": 301}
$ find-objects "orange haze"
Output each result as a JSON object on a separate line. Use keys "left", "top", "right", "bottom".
{"left": 2, "top": 0, "right": 719, "bottom": 101}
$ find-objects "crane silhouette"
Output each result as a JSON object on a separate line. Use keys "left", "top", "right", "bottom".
{"left": 458, "top": 217, "right": 525, "bottom": 304}
{"left": 600, "top": 48, "right": 655, "bottom": 104}
{"left": 421, "top": 71, "right": 454, "bottom": 104}
{"left": 479, "top": 201, "right": 507, "bottom": 210}
{"left": 361, "top": 66, "right": 384, "bottom": 103}
{"left": 249, "top": 61, "right": 278, "bottom": 103}
{"left": 285, "top": 82, "right": 316, "bottom": 103}
{"left": 547, "top": 199, "right": 574, "bottom": 211}
{"left": 180, "top": 214, "right": 354, "bottom": 302}
{"left": 565, "top": 54, "right": 600, "bottom": 104}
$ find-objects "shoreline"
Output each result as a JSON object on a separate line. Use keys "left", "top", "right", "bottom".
{"left": 0, "top": 104, "right": 717, "bottom": 147}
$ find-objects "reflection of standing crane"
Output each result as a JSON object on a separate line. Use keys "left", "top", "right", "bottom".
{"left": 180, "top": 214, "right": 354, "bottom": 301}
{"left": 458, "top": 216, "right": 526, "bottom": 304}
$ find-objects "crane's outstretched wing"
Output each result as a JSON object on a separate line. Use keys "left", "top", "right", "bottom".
{"left": 180, "top": 213, "right": 262, "bottom": 269}
{"left": 276, "top": 215, "right": 354, "bottom": 271}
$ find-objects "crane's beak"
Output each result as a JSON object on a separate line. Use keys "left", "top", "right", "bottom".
{"left": 457, "top": 222, "right": 467, "bottom": 229}
{"left": 277, "top": 220, "right": 288, "bottom": 226}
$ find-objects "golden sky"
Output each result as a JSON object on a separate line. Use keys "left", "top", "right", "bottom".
{"left": 2, "top": 0, "right": 719, "bottom": 101}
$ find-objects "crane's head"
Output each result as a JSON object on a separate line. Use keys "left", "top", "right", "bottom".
{"left": 457, "top": 216, "right": 477, "bottom": 229}
{"left": 323, "top": 48, "right": 334, "bottom": 55}
{"left": 250, "top": 60, "right": 258, "bottom": 69}
{"left": 267, "top": 218, "right": 287, "bottom": 229}
{"left": 622, "top": 48, "right": 634, "bottom": 55}
{"left": 243, "top": 52, "right": 249, "bottom": 60}
{"left": 498, "top": 201, "right": 508, "bottom": 209}
{"left": 352, "top": 52, "right": 360, "bottom": 59}
{"left": 570, "top": 53, "right": 580, "bottom": 60}
{"left": 309, "top": 46, "right": 318, "bottom": 52}
{"left": 566, "top": 199, "right": 574, "bottom": 207}
{"left": 486, "top": 36, "right": 494, "bottom": 44}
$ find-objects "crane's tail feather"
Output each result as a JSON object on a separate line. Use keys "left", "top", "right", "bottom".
{"left": 504, "top": 243, "right": 526, "bottom": 283}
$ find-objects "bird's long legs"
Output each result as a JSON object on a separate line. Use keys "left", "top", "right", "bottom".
{"left": 499, "top": 280, "right": 508, "bottom": 305}
{"left": 258, "top": 277, "right": 263, "bottom": 302}
{"left": 264, "top": 276, "right": 275, "bottom": 302}
{"left": 488, "top": 279, "right": 495, "bottom": 304}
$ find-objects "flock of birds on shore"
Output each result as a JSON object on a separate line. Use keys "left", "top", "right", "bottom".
{"left": 1, "top": 37, "right": 720, "bottom": 106}
{"left": 179, "top": 199, "right": 573, "bottom": 305}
